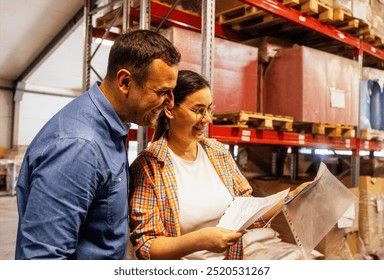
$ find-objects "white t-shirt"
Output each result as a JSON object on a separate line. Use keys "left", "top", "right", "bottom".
{"left": 168, "top": 143, "right": 233, "bottom": 260}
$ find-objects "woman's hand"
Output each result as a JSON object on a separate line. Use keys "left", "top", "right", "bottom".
{"left": 149, "top": 226, "right": 245, "bottom": 259}
{"left": 196, "top": 227, "right": 245, "bottom": 253}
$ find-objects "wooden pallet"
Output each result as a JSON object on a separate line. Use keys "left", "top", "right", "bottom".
{"left": 213, "top": 111, "right": 293, "bottom": 131}
{"left": 329, "top": 7, "right": 384, "bottom": 49}
{"left": 363, "top": 29, "right": 384, "bottom": 47}
{"left": 331, "top": 8, "right": 373, "bottom": 37}
{"left": 283, "top": 0, "right": 333, "bottom": 22}
{"left": 371, "top": 37, "right": 384, "bottom": 49}
{"left": 216, "top": 0, "right": 334, "bottom": 31}
{"left": 216, "top": 4, "right": 265, "bottom": 26}
{"left": 216, "top": 3, "right": 285, "bottom": 31}
{"left": 294, "top": 122, "right": 356, "bottom": 138}
{"left": 333, "top": 7, "right": 355, "bottom": 22}
{"left": 360, "top": 128, "right": 384, "bottom": 141}
{"left": 295, "top": 3, "right": 379, "bottom": 45}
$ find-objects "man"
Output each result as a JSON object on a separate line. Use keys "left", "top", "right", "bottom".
{"left": 15, "top": 30, "right": 180, "bottom": 259}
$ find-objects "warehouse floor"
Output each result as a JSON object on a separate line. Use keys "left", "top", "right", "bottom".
{"left": 0, "top": 192, "right": 17, "bottom": 260}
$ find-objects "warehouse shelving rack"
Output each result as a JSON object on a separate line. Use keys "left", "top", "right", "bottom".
{"left": 215, "top": 0, "right": 384, "bottom": 186}
{"left": 241, "top": 0, "right": 384, "bottom": 60}
{"left": 87, "top": 0, "right": 384, "bottom": 186}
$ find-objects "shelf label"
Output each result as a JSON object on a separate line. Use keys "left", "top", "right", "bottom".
{"left": 242, "top": 130, "right": 251, "bottom": 136}
{"left": 337, "top": 32, "right": 345, "bottom": 39}
{"left": 241, "top": 130, "right": 251, "bottom": 142}
{"left": 299, "top": 16, "right": 306, "bottom": 22}
{"left": 345, "top": 139, "right": 350, "bottom": 149}
{"left": 298, "top": 134, "right": 305, "bottom": 145}
{"left": 364, "top": 141, "right": 369, "bottom": 150}
{"left": 330, "top": 88, "right": 345, "bottom": 108}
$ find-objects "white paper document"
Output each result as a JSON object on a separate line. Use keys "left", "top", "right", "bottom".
{"left": 217, "top": 188, "right": 289, "bottom": 231}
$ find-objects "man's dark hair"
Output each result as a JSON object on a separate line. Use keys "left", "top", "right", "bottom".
{"left": 105, "top": 29, "right": 181, "bottom": 86}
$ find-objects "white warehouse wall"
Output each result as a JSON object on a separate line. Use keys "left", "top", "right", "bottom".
{"left": 5, "top": 91, "right": 140, "bottom": 163}
{"left": 14, "top": 93, "right": 73, "bottom": 146}
{"left": 0, "top": 88, "right": 13, "bottom": 148}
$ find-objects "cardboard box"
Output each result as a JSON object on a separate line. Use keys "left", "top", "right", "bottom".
{"left": 358, "top": 176, "right": 384, "bottom": 257}
{"left": 265, "top": 45, "right": 360, "bottom": 125}
{"left": 0, "top": 147, "right": 7, "bottom": 159}
{"left": 161, "top": 26, "right": 259, "bottom": 113}
{"left": 317, "top": 225, "right": 355, "bottom": 259}
{"left": 348, "top": 187, "right": 360, "bottom": 233}
{"left": 359, "top": 158, "right": 384, "bottom": 178}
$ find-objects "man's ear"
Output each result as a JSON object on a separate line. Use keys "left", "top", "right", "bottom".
{"left": 116, "top": 69, "right": 132, "bottom": 93}
{"left": 164, "top": 106, "right": 174, "bottom": 119}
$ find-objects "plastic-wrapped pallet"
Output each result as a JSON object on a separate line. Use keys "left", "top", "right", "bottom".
{"left": 360, "top": 80, "right": 371, "bottom": 129}
{"left": 362, "top": 67, "right": 384, "bottom": 130}
{"left": 369, "top": 0, "right": 384, "bottom": 40}
{"left": 363, "top": 67, "right": 384, "bottom": 86}
{"left": 369, "top": 80, "right": 382, "bottom": 130}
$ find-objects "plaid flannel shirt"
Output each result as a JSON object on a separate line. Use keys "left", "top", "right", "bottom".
{"left": 129, "top": 134, "right": 265, "bottom": 260}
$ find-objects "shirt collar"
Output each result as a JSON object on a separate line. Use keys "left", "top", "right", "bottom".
{"left": 88, "top": 82, "right": 130, "bottom": 137}
{"left": 145, "top": 131, "right": 214, "bottom": 163}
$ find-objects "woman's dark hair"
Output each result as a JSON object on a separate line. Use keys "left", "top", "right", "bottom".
{"left": 152, "top": 70, "right": 210, "bottom": 141}
{"left": 105, "top": 30, "right": 181, "bottom": 87}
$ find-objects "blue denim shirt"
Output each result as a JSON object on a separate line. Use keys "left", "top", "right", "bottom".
{"left": 15, "top": 82, "right": 129, "bottom": 259}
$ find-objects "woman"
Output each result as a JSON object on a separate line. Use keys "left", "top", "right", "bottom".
{"left": 129, "top": 70, "right": 301, "bottom": 260}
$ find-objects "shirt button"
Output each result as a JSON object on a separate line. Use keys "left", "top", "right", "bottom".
{"left": 117, "top": 177, "right": 122, "bottom": 183}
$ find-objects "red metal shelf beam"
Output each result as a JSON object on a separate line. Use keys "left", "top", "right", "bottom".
{"left": 93, "top": 2, "right": 239, "bottom": 42}
{"left": 133, "top": 1, "right": 202, "bottom": 31}
{"left": 94, "top": 1, "right": 384, "bottom": 59}
{"left": 147, "top": 2, "right": 239, "bottom": 38}
{"left": 127, "top": 128, "right": 154, "bottom": 142}
{"left": 241, "top": 0, "right": 384, "bottom": 60}
{"left": 126, "top": 126, "right": 384, "bottom": 152}
{"left": 209, "top": 125, "right": 357, "bottom": 150}
{"left": 359, "top": 139, "right": 384, "bottom": 151}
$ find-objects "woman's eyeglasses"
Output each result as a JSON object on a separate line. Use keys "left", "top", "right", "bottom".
{"left": 176, "top": 103, "right": 215, "bottom": 121}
